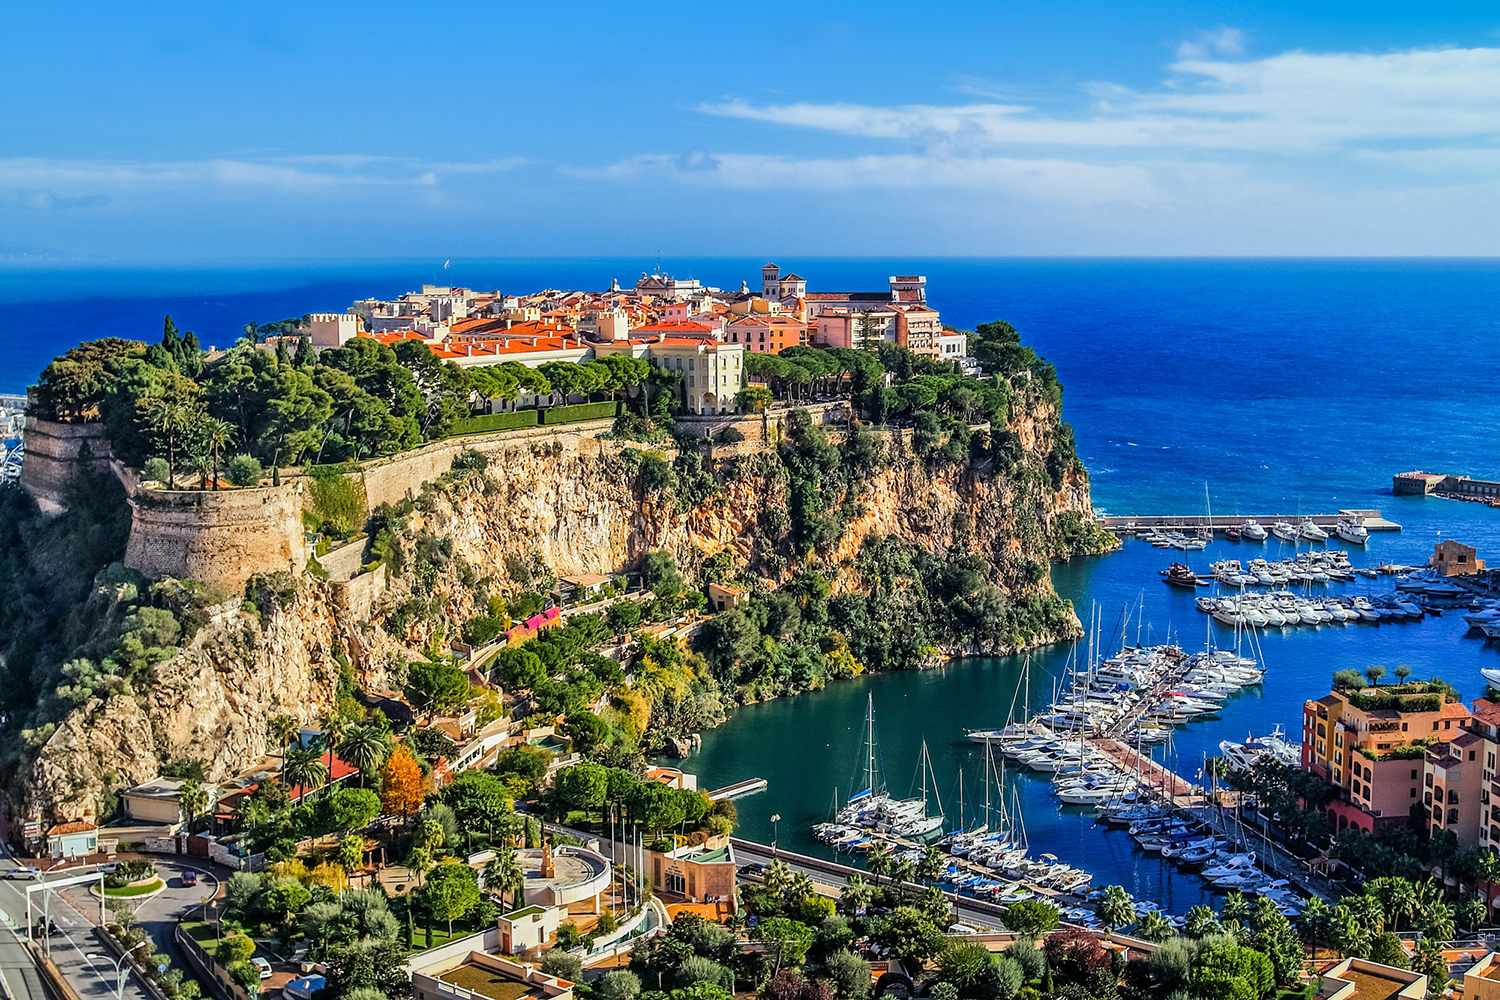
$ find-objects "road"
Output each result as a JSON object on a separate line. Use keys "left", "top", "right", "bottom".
{"left": 0, "top": 848, "right": 221, "bottom": 1000}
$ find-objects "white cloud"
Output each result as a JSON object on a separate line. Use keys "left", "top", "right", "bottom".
{"left": 702, "top": 45, "right": 1500, "bottom": 154}
{"left": 0, "top": 156, "right": 525, "bottom": 197}
{"left": 1177, "top": 27, "right": 1245, "bottom": 61}
{"left": 574, "top": 151, "right": 1157, "bottom": 206}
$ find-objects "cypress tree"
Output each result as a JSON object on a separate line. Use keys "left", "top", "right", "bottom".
{"left": 276, "top": 338, "right": 291, "bottom": 365}
{"left": 162, "top": 315, "right": 181, "bottom": 357}
{"left": 295, "top": 333, "right": 315, "bottom": 368}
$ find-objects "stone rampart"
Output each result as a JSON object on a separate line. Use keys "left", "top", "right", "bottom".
{"left": 18, "top": 417, "right": 116, "bottom": 514}
{"left": 318, "top": 418, "right": 620, "bottom": 510}
{"left": 124, "top": 483, "right": 308, "bottom": 590}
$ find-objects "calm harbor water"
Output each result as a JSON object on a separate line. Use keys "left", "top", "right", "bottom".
{"left": 7, "top": 257, "right": 1500, "bottom": 910}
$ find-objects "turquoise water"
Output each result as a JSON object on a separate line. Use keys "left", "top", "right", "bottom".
{"left": 7, "top": 257, "right": 1500, "bottom": 909}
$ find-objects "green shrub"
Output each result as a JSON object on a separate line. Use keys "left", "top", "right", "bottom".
{"left": 306, "top": 469, "right": 367, "bottom": 537}
{"left": 141, "top": 457, "right": 171, "bottom": 484}
{"left": 538, "top": 401, "right": 620, "bottom": 425}
{"left": 451, "top": 410, "right": 539, "bottom": 435}
{"left": 226, "top": 454, "right": 263, "bottom": 487}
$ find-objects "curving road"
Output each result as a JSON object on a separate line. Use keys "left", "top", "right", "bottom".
{"left": 0, "top": 847, "right": 223, "bottom": 1000}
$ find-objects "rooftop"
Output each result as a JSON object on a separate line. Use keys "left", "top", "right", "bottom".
{"left": 440, "top": 964, "right": 549, "bottom": 1000}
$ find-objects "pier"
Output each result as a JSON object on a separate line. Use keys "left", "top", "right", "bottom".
{"left": 1098, "top": 508, "right": 1400, "bottom": 534}
{"left": 1395, "top": 470, "right": 1500, "bottom": 504}
{"left": 707, "top": 777, "right": 768, "bottom": 801}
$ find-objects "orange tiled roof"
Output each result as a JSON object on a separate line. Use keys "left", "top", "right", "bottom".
{"left": 47, "top": 821, "right": 97, "bottom": 836}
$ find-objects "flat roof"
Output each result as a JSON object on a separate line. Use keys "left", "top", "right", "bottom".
{"left": 440, "top": 965, "right": 545, "bottom": 1000}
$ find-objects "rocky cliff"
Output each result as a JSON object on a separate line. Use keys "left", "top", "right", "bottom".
{"left": 22, "top": 395, "right": 1109, "bottom": 826}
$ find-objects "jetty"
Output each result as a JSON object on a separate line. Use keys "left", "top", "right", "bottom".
{"left": 1395, "top": 470, "right": 1500, "bottom": 504}
{"left": 707, "top": 777, "right": 768, "bottom": 801}
{"left": 1098, "top": 508, "right": 1400, "bottom": 534}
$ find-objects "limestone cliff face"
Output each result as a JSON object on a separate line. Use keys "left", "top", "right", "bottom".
{"left": 25, "top": 397, "right": 1106, "bottom": 825}
{"left": 26, "top": 587, "right": 414, "bottom": 826}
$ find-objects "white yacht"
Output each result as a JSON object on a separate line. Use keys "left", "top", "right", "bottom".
{"left": 1271, "top": 521, "right": 1298, "bottom": 542}
{"left": 1335, "top": 518, "right": 1369, "bottom": 545}
{"left": 1240, "top": 520, "right": 1267, "bottom": 541}
{"left": 1298, "top": 520, "right": 1329, "bottom": 542}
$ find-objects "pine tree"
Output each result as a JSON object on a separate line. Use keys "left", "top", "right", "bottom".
{"left": 162, "top": 315, "right": 181, "bottom": 355}
{"left": 276, "top": 338, "right": 291, "bottom": 365}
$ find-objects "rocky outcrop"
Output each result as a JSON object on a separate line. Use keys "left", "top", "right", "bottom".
{"left": 24, "top": 396, "right": 1106, "bottom": 825}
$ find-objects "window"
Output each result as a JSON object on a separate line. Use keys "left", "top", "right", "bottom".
{"left": 1451, "top": 808, "right": 1461, "bottom": 822}
{"left": 1435, "top": 722, "right": 1440, "bottom": 731}
{"left": 1411, "top": 769, "right": 1419, "bottom": 780}
{"left": 1427, "top": 773, "right": 1434, "bottom": 786}
{"left": 1446, "top": 720, "right": 1453, "bottom": 730}
{"left": 1402, "top": 723, "right": 1409, "bottom": 732}
{"left": 1411, "top": 788, "right": 1417, "bottom": 798}
{"left": 666, "top": 870, "right": 685, "bottom": 894}
{"left": 1472, "top": 750, "right": 1478, "bottom": 761}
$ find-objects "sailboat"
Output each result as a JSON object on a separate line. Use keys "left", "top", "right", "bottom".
{"left": 828, "top": 695, "right": 944, "bottom": 840}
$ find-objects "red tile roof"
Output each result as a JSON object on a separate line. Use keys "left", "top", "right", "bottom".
{"left": 47, "top": 821, "right": 97, "bottom": 836}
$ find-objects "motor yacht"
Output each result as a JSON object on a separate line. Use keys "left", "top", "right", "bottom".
{"left": 1299, "top": 520, "right": 1329, "bottom": 542}
{"left": 1241, "top": 520, "right": 1268, "bottom": 541}
{"left": 1335, "top": 518, "right": 1369, "bottom": 545}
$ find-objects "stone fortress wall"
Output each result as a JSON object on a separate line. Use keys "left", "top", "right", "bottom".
{"left": 17, "top": 417, "right": 116, "bottom": 515}
{"left": 21, "top": 405, "right": 852, "bottom": 597}
{"left": 122, "top": 483, "right": 309, "bottom": 591}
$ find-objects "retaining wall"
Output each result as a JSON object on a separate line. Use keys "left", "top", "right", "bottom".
{"left": 18, "top": 417, "right": 116, "bottom": 514}
{"left": 123, "top": 483, "right": 308, "bottom": 590}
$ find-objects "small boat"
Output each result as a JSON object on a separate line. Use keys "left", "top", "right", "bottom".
{"left": 1162, "top": 563, "right": 1202, "bottom": 589}
{"left": 1298, "top": 520, "right": 1329, "bottom": 542}
{"left": 1271, "top": 521, "right": 1298, "bottom": 542}
{"left": 1335, "top": 518, "right": 1369, "bottom": 546}
{"left": 1481, "top": 666, "right": 1500, "bottom": 688}
{"left": 1240, "top": 521, "right": 1268, "bottom": 541}
{"left": 1225, "top": 526, "right": 1242, "bottom": 542}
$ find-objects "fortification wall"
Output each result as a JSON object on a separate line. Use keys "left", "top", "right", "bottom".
{"left": 124, "top": 483, "right": 308, "bottom": 589}
{"left": 18, "top": 417, "right": 116, "bottom": 514}
{"left": 332, "top": 418, "right": 619, "bottom": 510}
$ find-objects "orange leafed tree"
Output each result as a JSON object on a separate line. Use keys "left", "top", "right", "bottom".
{"left": 380, "top": 744, "right": 425, "bottom": 818}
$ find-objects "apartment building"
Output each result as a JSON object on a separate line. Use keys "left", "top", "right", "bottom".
{"left": 1301, "top": 682, "right": 1472, "bottom": 835}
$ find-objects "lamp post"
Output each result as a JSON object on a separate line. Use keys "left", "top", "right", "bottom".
{"left": 769, "top": 814, "right": 781, "bottom": 855}
{"left": 86, "top": 943, "right": 146, "bottom": 1000}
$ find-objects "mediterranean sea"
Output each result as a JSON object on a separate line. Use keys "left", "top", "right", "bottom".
{"left": 6, "top": 257, "right": 1500, "bottom": 910}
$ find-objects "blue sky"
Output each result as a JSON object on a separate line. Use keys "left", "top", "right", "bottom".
{"left": 7, "top": 1, "right": 1500, "bottom": 259}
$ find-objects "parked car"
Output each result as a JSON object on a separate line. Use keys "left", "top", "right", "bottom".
{"left": 7, "top": 866, "right": 38, "bottom": 880}
{"left": 252, "top": 958, "right": 273, "bottom": 980}
{"left": 97, "top": 862, "right": 119, "bottom": 874}
{"left": 737, "top": 863, "right": 768, "bottom": 878}
{"left": 180, "top": 871, "right": 197, "bottom": 887}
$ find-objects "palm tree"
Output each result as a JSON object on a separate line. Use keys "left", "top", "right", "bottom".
{"left": 236, "top": 796, "right": 271, "bottom": 832}
{"left": 840, "top": 874, "right": 873, "bottom": 916}
{"left": 1456, "top": 894, "right": 1488, "bottom": 932}
{"left": 1421, "top": 901, "right": 1457, "bottom": 943}
{"left": 865, "top": 843, "right": 891, "bottom": 885}
{"left": 1096, "top": 885, "right": 1135, "bottom": 936}
{"left": 177, "top": 779, "right": 209, "bottom": 833}
{"left": 339, "top": 724, "right": 387, "bottom": 787}
{"left": 1134, "top": 911, "right": 1174, "bottom": 943}
{"left": 317, "top": 713, "right": 348, "bottom": 795}
{"left": 1184, "top": 905, "right": 1222, "bottom": 938}
{"left": 144, "top": 395, "right": 193, "bottom": 489}
{"left": 918, "top": 845, "right": 944, "bottom": 885}
{"left": 283, "top": 747, "right": 329, "bottom": 798}
{"left": 1296, "top": 897, "right": 1333, "bottom": 957}
{"left": 1220, "top": 890, "right": 1252, "bottom": 927}
{"left": 763, "top": 859, "right": 793, "bottom": 896}
{"left": 205, "top": 418, "right": 234, "bottom": 490}
{"left": 483, "top": 848, "right": 524, "bottom": 909}
{"left": 267, "top": 714, "right": 299, "bottom": 760}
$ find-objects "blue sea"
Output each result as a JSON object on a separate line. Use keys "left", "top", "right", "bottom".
{"left": 7, "top": 257, "right": 1500, "bottom": 909}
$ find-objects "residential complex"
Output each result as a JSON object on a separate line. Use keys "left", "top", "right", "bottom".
{"left": 284, "top": 263, "right": 964, "bottom": 416}
{"left": 1301, "top": 681, "right": 1500, "bottom": 848}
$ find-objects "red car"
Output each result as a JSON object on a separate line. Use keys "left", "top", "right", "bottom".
{"left": 180, "top": 871, "right": 197, "bottom": 887}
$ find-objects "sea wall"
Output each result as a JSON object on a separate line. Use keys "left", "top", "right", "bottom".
{"left": 18, "top": 417, "right": 116, "bottom": 514}
{"left": 123, "top": 483, "right": 308, "bottom": 590}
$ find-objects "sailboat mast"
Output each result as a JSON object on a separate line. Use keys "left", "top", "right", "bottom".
{"left": 866, "top": 693, "right": 877, "bottom": 797}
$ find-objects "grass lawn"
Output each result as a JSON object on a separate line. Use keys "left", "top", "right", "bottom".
{"left": 180, "top": 920, "right": 218, "bottom": 945}
{"left": 103, "top": 879, "right": 164, "bottom": 897}
{"left": 406, "top": 926, "right": 475, "bottom": 954}
{"left": 440, "top": 966, "right": 534, "bottom": 1000}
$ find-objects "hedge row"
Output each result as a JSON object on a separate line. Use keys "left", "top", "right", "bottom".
{"left": 538, "top": 400, "right": 621, "bottom": 424}
{"left": 450, "top": 410, "right": 541, "bottom": 435}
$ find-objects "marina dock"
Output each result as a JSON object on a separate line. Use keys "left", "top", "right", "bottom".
{"left": 1087, "top": 737, "right": 1200, "bottom": 806}
{"left": 1098, "top": 508, "right": 1400, "bottom": 534}
{"left": 707, "top": 777, "right": 768, "bottom": 801}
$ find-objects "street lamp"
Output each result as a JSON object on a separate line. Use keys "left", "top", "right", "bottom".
{"left": 86, "top": 943, "right": 147, "bottom": 1000}
{"left": 769, "top": 814, "right": 781, "bottom": 855}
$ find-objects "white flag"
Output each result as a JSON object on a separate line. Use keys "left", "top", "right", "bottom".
{"left": 443, "top": 258, "right": 451, "bottom": 270}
